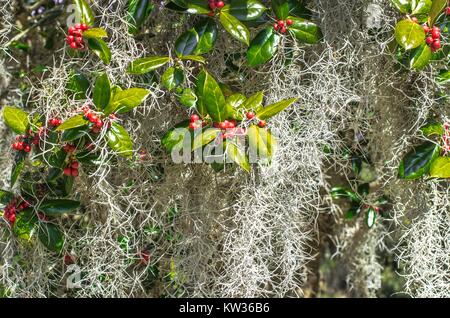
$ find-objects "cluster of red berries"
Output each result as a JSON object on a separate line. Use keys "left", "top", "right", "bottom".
{"left": 207, "top": 0, "right": 224, "bottom": 16}
{"left": 442, "top": 122, "right": 450, "bottom": 155}
{"left": 48, "top": 117, "right": 63, "bottom": 127}
{"left": 63, "top": 143, "right": 77, "bottom": 153}
{"left": 82, "top": 106, "right": 104, "bottom": 134}
{"left": 246, "top": 111, "right": 266, "bottom": 128}
{"left": 11, "top": 130, "right": 40, "bottom": 152}
{"left": 63, "top": 161, "right": 80, "bottom": 177}
{"left": 3, "top": 199, "right": 29, "bottom": 225}
{"left": 422, "top": 24, "right": 442, "bottom": 52}
{"left": 447, "top": 7, "right": 450, "bottom": 15}
{"left": 67, "top": 23, "right": 89, "bottom": 50}
{"left": 188, "top": 114, "right": 206, "bottom": 130}
{"left": 273, "top": 19, "right": 293, "bottom": 34}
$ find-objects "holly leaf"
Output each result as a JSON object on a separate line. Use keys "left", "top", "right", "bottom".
{"left": 185, "top": 0, "right": 210, "bottom": 14}
{"left": 395, "top": 19, "right": 425, "bottom": 50}
{"left": 175, "top": 28, "right": 199, "bottom": 57}
{"left": 39, "top": 199, "right": 81, "bottom": 216}
{"left": 161, "top": 120, "right": 191, "bottom": 153}
{"left": 219, "top": 11, "right": 250, "bottom": 45}
{"left": 38, "top": 222, "right": 64, "bottom": 253}
{"left": 241, "top": 91, "right": 264, "bottom": 111}
{"left": 66, "top": 70, "right": 90, "bottom": 100}
{"left": 429, "top": 0, "right": 447, "bottom": 26}
{"left": 272, "top": 0, "right": 290, "bottom": 19}
{"left": 74, "top": 0, "right": 95, "bottom": 26}
{"left": 365, "top": 207, "right": 377, "bottom": 228}
{"left": 127, "top": 56, "right": 171, "bottom": 75}
{"left": 398, "top": 141, "right": 440, "bottom": 179}
{"left": 0, "top": 189, "right": 13, "bottom": 205}
{"left": 256, "top": 97, "right": 297, "bottom": 120}
{"left": 225, "top": 0, "right": 267, "bottom": 21}
{"left": 107, "top": 123, "right": 133, "bottom": 158}
{"left": 177, "top": 88, "right": 197, "bottom": 108}
{"left": 226, "top": 142, "right": 250, "bottom": 172}
{"left": 11, "top": 152, "right": 26, "bottom": 187}
{"left": 82, "top": 27, "right": 108, "bottom": 39}
{"left": 410, "top": 43, "right": 432, "bottom": 70}
{"left": 192, "top": 128, "right": 221, "bottom": 151}
{"left": 162, "top": 67, "right": 184, "bottom": 91}
{"left": 390, "top": 0, "right": 412, "bottom": 13}
{"left": 106, "top": 88, "right": 150, "bottom": 114}
{"left": 180, "top": 55, "right": 206, "bottom": 64}
{"left": 288, "top": 17, "right": 322, "bottom": 44}
{"left": 2, "top": 106, "right": 29, "bottom": 134}
{"left": 412, "top": 0, "right": 432, "bottom": 14}
{"left": 192, "top": 18, "right": 218, "bottom": 55}
{"left": 429, "top": 156, "right": 450, "bottom": 178}
{"left": 93, "top": 72, "right": 111, "bottom": 110}
{"left": 126, "top": 0, "right": 155, "bottom": 35}
{"left": 420, "top": 122, "right": 444, "bottom": 137}
{"left": 247, "top": 125, "right": 277, "bottom": 160}
{"left": 246, "top": 27, "right": 280, "bottom": 67}
{"left": 55, "top": 115, "right": 89, "bottom": 131}
{"left": 196, "top": 70, "right": 229, "bottom": 121}
{"left": 87, "top": 38, "right": 111, "bottom": 65}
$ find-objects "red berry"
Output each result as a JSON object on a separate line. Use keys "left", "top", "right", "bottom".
{"left": 190, "top": 114, "right": 200, "bottom": 122}
{"left": 188, "top": 122, "right": 197, "bottom": 130}
{"left": 273, "top": 23, "right": 279, "bottom": 30}
{"left": 71, "top": 161, "right": 79, "bottom": 169}
{"left": 11, "top": 143, "right": 17, "bottom": 150}
{"left": 17, "top": 142, "right": 24, "bottom": 150}
{"left": 286, "top": 19, "right": 293, "bottom": 26}
{"left": 246, "top": 112, "right": 255, "bottom": 120}
{"left": 74, "top": 23, "right": 82, "bottom": 30}
{"left": 89, "top": 115, "right": 98, "bottom": 123}
{"left": 280, "top": 27, "right": 287, "bottom": 34}
{"left": 69, "top": 42, "right": 78, "bottom": 49}
{"left": 68, "top": 27, "right": 76, "bottom": 35}
{"left": 216, "top": 1, "right": 224, "bottom": 8}
{"left": 278, "top": 20, "right": 285, "bottom": 26}
{"left": 91, "top": 127, "right": 101, "bottom": 134}
{"left": 258, "top": 120, "right": 267, "bottom": 128}
{"left": 219, "top": 122, "right": 228, "bottom": 130}
{"left": 208, "top": 11, "right": 215, "bottom": 17}
{"left": 209, "top": 2, "right": 216, "bottom": 10}
{"left": 80, "top": 23, "right": 88, "bottom": 31}
{"left": 431, "top": 29, "right": 440, "bottom": 39}
{"left": 24, "top": 145, "right": 31, "bottom": 153}
{"left": 67, "top": 35, "right": 75, "bottom": 43}
{"left": 426, "top": 36, "right": 434, "bottom": 45}
{"left": 411, "top": 17, "right": 418, "bottom": 23}
{"left": 226, "top": 121, "right": 236, "bottom": 129}
{"left": 95, "top": 119, "right": 103, "bottom": 128}
{"left": 75, "top": 36, "right": 84, "bottom": 44}
{"left": 64, "top": 254, "right": 75, "bottom": 266}
{"left": 63, "top": 167, "right": 72, "bottom": 176}
{"left": 431, "top": 39, "right": 441, "bottom": 51}
{"left": 446, "top": 7, "right": 450, "bottom": 15}
{"left": 71, "top": 168, "right": 79, "bottom": 177}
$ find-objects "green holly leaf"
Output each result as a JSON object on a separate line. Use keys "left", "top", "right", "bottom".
{"left": 436, "top": 69, "right": 450, "bottom": 84}
{"left": 271, "top": 0, "right": 290, "bottom": 19}
{"left": 196, "top": 70, "right": 230, "bottom": 121}
{"left": 126, "top": 0, "right": 155, "bottom": 35}
{"left": 107, "top": 123, "right": 133, "bottom": 158}
{"left": 87, "top": 38, "right": 111, "bottom": 65}
{"left": 10, "top": 152, "right": 25, "bottom": 187}
{"left": 161, "top": 120, "right": 191, "bottom": 153}
{"left": 93, "top": 72, "right": 111, "bottom": 110}
{"left": 395, "top": 19, "right": 425, "bottom": 50}
{"left": 13, "top": 208, "right": 37, "bottom": 241}
{"left": 48, "top": 148, "right": 68, "bottom": 169}
{"left": 127, "top": 56, "right": 171, "bottom": 75}
{"left": 180, "top": 55, "right": 206, "bottom": 64}
{"left": 410, "top": 43, "right": 432, "bottom": 70}
{"left": 192, "top": 128, "right": 221, "bottom": 151}
{"left": 412, "top": 0, "right": 432, "bottom": 14}
{"left": 66, "top": 70, "right": 90, "bottom": 100}
{"left": 256, "top": 97, "right": 297, "bottom": 120}
{"left": 288, "top": 17, "right": 322, "bottom": 44}
{"left": 225, "top": 0, "right": 267, "bottom": 21}
{"left": 0, "top": 189, "right": 13, "bottom": 205}
{"left": 429, "top": 0, "right": 447, "bottom": 26}
{"left": 330, "top": 187, "right": 361, "bottom": 203}
{"left": 106, "top": 88, "right": 150, "bottom": 114}
{"left": 429, "top": 156, "right": 450, "bottom": 178}
{"left": 226, "top": 142, "right": 250, "bottom": 172}
{"left": 219, "top": 11, "right": 250, "bottom": 45}
{"left": 82, "top": 27, "right": 108, "bottom": 39}
{"left": 247, "top": 125, "right": 277, "bottom": 160}
{"left": 420, "top": 122, "right": 444, "bottom": 137}
{"left": 185, "top": 0, "right": 210, "bottom": 14}
{"left": 398, "top": 141, "right": 440, "bottom": 179}
{"left": 56, "top": 115, "right": 89, "bottom": 131}
{"left": 192, "top": 18, "right": 218, "bottom": 55}
{"left": 39, "top": 199, "right": 81, "bottom": 216}
{"left": 241, "top": 91, "right": 264, "bottom": 111}
{"left": 38, "top": 222, "right": 64, "bottom": 253}
{"left": 246, "top": 27, "right": 280, "bottom": 67}
{"left": 162, "top": 67, "right": 184, "bottom": 91}
{"left": 177, "top": 88, "right": 197, "bottom": 108}
{"left": 175, "top": 28, "right": 199, "bottom": 57}
{"left": 390, "top": 0, "right": 412, "bottom": 13}
{"left": 73, "top": 0, "right": 95, "bottom": 26}
{"left": 2, "top": 106, "right": 29, "bottom": 134}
